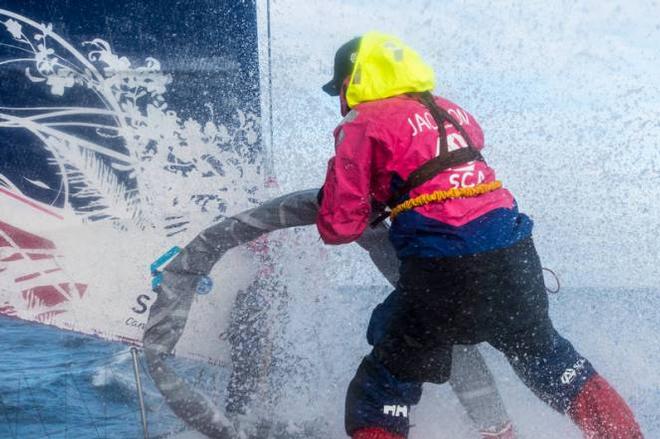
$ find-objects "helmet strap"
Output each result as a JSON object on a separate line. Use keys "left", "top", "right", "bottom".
{"left": 339, "top": 77, "right": 351, "bottom": 116}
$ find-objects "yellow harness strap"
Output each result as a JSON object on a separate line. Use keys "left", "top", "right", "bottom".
{"left": 389, "top": 180, "right": 503, "bottom": 220}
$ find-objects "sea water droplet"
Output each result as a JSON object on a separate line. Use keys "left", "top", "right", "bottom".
{"left": 196, "top": 276, "right": 213, "bottom": 295}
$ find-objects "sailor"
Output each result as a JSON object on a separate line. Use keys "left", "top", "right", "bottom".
{"left": 316, "top": 32, "right": 643, "bottom": 439}
{"left": 188, "top": 189, "right": 517, "bottom": 437}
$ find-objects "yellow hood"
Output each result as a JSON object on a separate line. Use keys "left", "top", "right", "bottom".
{"left": 346, "top": 32, "right": 436, "bottom": 108}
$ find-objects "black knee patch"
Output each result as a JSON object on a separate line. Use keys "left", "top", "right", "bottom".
{"left": 374, "top": 336, "right": 453, "bottom": 384}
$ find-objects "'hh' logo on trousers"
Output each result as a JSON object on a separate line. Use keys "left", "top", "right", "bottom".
{"left": 383, "top": 404, "right": 408, "bottom": 418}
{"left": 561, "top": 358, "right": 587, "bottom": 385}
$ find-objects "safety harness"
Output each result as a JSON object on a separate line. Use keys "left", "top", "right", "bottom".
{"left": 371, "top": 91, "right": 502, "bottom": 226}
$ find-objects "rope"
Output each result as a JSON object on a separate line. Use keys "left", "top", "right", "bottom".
{"left": 543, "top": 267, "right": 561, "bottom": 294}
{"left": 390, "top": 180, "right": 503, "bottom": 219}
{"left": 265, "top": 0, "right": 276, "bottom": 179}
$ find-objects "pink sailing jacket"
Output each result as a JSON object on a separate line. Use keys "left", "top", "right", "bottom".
{"left": 317, "top": 94, "right": 533, "bottom": 258}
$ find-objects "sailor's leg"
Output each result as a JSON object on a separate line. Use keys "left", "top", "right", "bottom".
{"left": 449, "top": 345, "right": 515, "bottom": 438}
{"left": 368, "top": 292, "right": 515, "bottom": 437}
{"left": 567, "top": 372, "right": 644, "bottom": 439}
{"left": 483, "top": 237, "right": 643, "bottom": 438}
{"left": 495, "top": 326, "right": 642, "bottom": 438}
{"left": 345, "top": 353, "right": 423, "bottom": 439}
{"left": 349, "top": 285, "right": 453, "bottom": 438}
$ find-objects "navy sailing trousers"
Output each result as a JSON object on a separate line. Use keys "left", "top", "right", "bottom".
{"left": 345, "top": 238, "right": 596, "bottom": 437}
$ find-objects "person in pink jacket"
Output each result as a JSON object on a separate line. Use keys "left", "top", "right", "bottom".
{"left": 317, "top": 32, "right": 643, "bottom": 439}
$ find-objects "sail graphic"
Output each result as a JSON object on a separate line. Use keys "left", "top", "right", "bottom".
{"left": 0, "top": 188, "right": 85, "bottom": 326}
{"left": 0, "top": 0, "right": 269, "bottom": 365}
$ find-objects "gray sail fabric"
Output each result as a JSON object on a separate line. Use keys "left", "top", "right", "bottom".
{"left": 143, "top": 189, "right": 510, "bottom": 437}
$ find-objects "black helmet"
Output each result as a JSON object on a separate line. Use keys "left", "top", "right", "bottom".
{"left": 322, "top": 36, "right": 361, "bottom": 96}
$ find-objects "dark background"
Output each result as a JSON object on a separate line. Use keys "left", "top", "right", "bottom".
{"left": 0, "top": 0, "right": 261, "bottom": 207}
